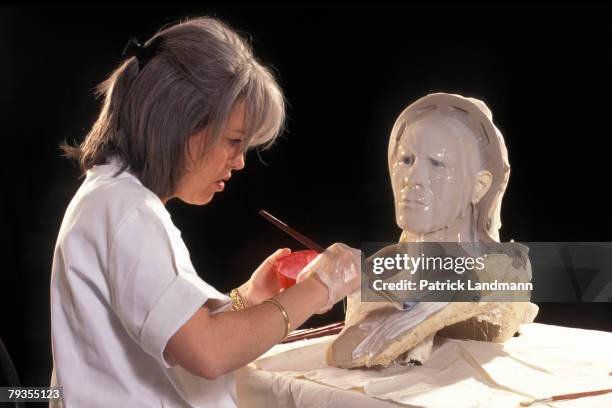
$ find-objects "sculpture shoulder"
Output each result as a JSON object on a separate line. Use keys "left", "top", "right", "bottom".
{"left": 481, "top": 242, "right": 530, "bottom": 270}
{"left": 479, "top": 243, "right": 532, "bottom": 283}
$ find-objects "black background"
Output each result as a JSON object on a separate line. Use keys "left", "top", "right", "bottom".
{"left": 1, "top": 4, "right": 612, "bottom": 388}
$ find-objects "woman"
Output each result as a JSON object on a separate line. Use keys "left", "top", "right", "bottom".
{"left": 51, "top": 17, "right": 360, "bottom": 407}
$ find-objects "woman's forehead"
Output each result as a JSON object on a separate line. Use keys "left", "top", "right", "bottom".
{"left": 228, "top": 101, "right": 247, "bottom": 130}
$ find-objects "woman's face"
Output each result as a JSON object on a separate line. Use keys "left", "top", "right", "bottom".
{"left": 390, "top": 117, "right": 476, "bottom": 234}
{"left": 172, "top": 102, "right": 247, "bottom": 205}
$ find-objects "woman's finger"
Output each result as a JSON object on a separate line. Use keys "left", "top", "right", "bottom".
{"left": 273, "top": 247, "right": 291, "bottom": 258}
{"left": 263, "top": 248, "right": 291, "bottom": 268}
{"left": 253, "top": 248, "right": 291, "bottom": 277}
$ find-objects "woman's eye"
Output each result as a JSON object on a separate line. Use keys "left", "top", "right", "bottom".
{"left": 401, "top": 155, "right": 414, "bottom": 165}
{"left": 429, "top": 158, "right": 445, "bottom": 168}
{"left": 229, "top": 138, "right": 244, "bottom": 147}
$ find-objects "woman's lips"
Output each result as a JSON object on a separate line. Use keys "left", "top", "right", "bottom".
{"left": 214, "top": 180, "right": 225, "bottom": 191}
{"left": 214, "top": 175, "right": 231, "bottom": 191}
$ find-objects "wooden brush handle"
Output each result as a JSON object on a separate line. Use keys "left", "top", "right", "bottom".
{"left": 259, "top": 210, "right": 326, "bottom": 253}
{"left": 282, "top": 322, "right": 345, "bottom": 343}
{"left": 552, "top": 388, "right": 612, "bottom": 401}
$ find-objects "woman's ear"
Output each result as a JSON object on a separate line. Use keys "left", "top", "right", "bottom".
{"left": 472, "top": 170, "right": 493, "bottom": 204}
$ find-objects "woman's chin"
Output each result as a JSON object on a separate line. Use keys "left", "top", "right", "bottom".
{"left": 178, "top": 192, "right": 215, "bottom": 206}
{"left": 196, "top": 193, "right": 215, "bottom": 205}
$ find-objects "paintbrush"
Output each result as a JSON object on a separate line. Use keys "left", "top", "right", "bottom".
{"left": 258, "top": 210, "right": 325, "bottom": 253}
{"left": 282, "top": 322, "right": 345, "bottom": 343}
{"left": 519, "top": 388, "right": 612, "bottom": 406}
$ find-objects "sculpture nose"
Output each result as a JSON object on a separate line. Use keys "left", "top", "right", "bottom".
{"left": 402, "top": 157, "right": 428, "bottom": 191}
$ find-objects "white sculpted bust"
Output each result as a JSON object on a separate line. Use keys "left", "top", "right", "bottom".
{"left": 328, "top": 93, "right": 538, "bottom": 368}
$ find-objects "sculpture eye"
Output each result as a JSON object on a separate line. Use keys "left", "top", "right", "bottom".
{"left": 402, "top": 155, "right": 414, "bottom": 165}
{"left": 429, "top": 158, "right": 445, "bottom": 168}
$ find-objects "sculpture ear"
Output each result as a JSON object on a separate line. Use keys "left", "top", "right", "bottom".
{"left": 473, "top": 170, "right": 492, "bottom": 204}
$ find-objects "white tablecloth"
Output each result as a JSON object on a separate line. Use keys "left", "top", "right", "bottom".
{"left": 235, "top": 323, "right": 612, "bottom": 407}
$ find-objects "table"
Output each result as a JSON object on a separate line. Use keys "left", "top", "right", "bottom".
{"left": 235, "top": 323, "right": 612, "bottom": 407}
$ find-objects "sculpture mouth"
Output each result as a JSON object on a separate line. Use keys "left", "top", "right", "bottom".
{"left": 400, "top": 199, "right": 426, "bottom": 208}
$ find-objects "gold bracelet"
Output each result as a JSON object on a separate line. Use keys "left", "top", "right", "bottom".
{"left": 263, "top": 298, "right": 291, "bottom": 341}
{"left": 230, "top": 288, "right": 246, "bottom": 311}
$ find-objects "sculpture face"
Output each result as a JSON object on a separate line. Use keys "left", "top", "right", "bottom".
{"left": 390, "top": 116, "right": 479, "bottom": 234}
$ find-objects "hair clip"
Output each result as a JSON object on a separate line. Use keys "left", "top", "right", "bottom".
{"left": 122, "top": 36, "right": 163, "bottom": 70}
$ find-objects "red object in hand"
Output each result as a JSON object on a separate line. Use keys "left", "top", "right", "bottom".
{"left": 275, "top": 250, "right": 319, "bottom": 288}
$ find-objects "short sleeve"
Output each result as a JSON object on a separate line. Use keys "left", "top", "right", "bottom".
{"left": 108, "top": 203, "right": 231, "bottom": 368}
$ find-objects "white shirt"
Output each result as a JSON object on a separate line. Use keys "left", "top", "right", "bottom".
{"left": 50, "top": 159, "right": 238, "bottom": 407}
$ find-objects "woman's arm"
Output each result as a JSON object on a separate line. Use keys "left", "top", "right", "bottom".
{"left": 164, "top": 275, "right": 328, "bottom": 379}
{"left": 234, "top": 248, "right": 291, "bottom": 308}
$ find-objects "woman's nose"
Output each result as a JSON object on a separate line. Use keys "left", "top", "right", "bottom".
{"left": 228, "top": 151, "right": 245, "bottom": 170}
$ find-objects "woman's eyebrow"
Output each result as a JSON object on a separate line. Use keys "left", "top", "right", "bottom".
{"left": 230, "top": 129, "right": 246, "bottom": 135}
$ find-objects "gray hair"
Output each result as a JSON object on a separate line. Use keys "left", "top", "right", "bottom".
{"left": 61, "top": 16, "right": 286, "bottom": 198}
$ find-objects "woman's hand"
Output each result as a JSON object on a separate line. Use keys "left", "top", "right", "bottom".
{"left": 296, "top": 243, "right": 361, "bottom": 314}
{"left": 238, "top": 248, "right": 291, "bottom": 307}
